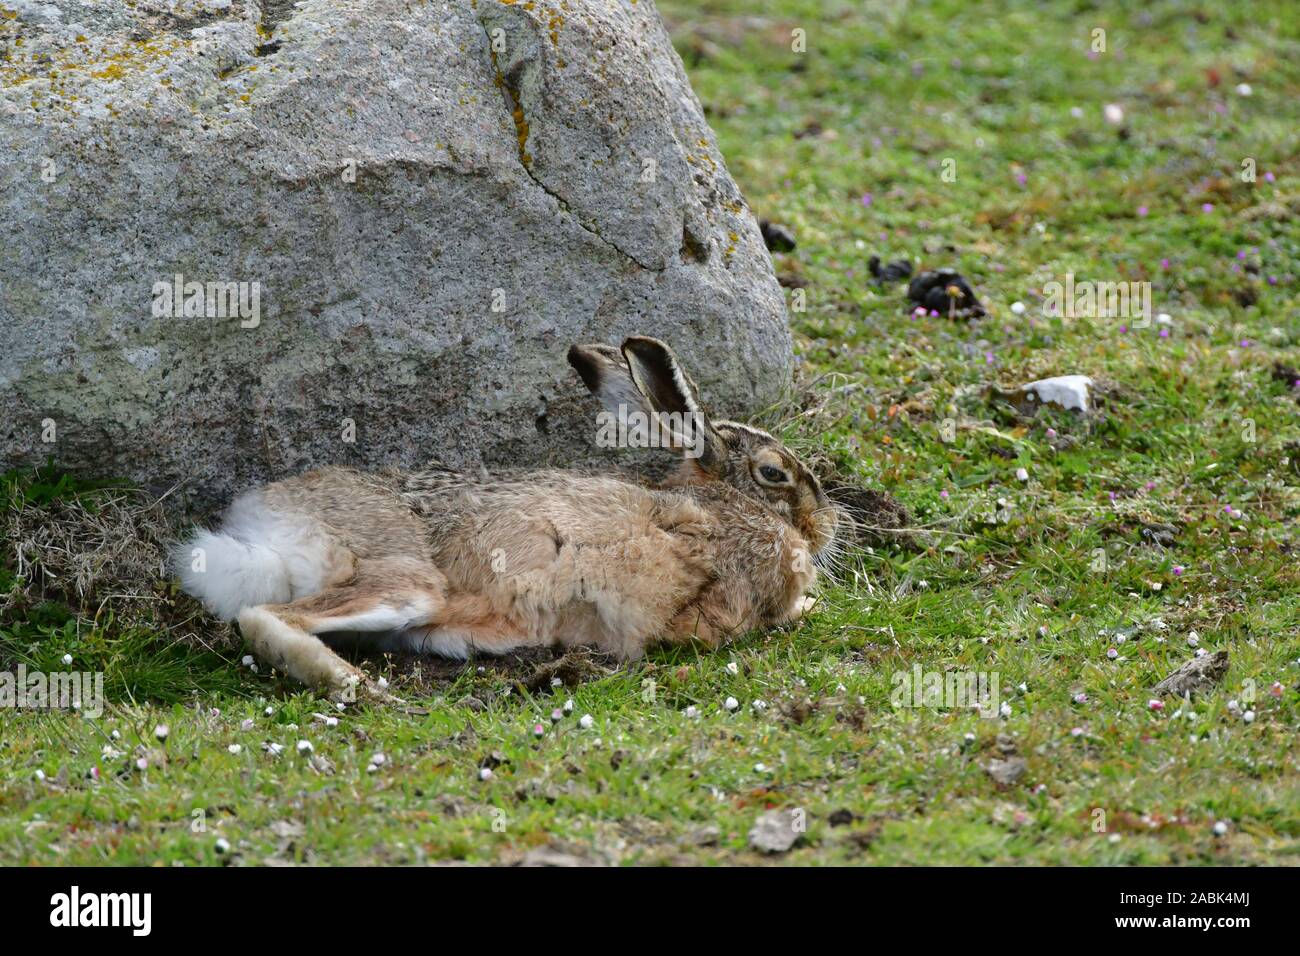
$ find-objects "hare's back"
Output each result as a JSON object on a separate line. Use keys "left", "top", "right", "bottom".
{"left": 258, "top": 466, "right": 429, "bottom": 560}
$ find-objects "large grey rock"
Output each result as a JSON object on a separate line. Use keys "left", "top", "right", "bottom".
{"left": 0, "top": 0, "right": 790, "bottom": 509}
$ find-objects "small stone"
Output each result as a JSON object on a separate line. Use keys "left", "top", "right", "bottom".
{"left": 985, "top": 756, "right": 1027, "bottom": 786}
{"left": 748, "top": 809, "right": 802, "bottom": 854}
{"left": 1152, "top": 651, "right": 1228, "bottom": 698}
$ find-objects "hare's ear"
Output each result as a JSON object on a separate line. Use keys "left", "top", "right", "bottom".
{"left": 568, "top": 342, "right": 652, "bottom": 418}
{"left": 620, "top": 336, "right": 724, "bottom": 471}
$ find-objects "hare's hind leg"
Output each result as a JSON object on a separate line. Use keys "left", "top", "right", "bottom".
{"left": 239, "top": 560, "right": 446, "bottom": 701}
{"left": 238, "top": 605, "right": 369, "bottom": 702}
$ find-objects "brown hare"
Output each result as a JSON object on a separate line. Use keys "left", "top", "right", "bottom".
{"left": 175, "top": 337, "right": 839, "bottom": 701}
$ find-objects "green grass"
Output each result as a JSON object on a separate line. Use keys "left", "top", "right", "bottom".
{"left": 3, "top": 0, "right": 1300, "bottom": 864}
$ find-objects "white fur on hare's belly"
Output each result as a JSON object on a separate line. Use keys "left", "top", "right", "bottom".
{"left": 377, "top": 627, "right": 548, "bottom": 659}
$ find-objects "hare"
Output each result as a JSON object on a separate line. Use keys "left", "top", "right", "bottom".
{"left": 175, "top": 337, "right": 840, "bottom": 701}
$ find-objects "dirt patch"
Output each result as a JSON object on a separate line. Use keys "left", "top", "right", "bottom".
{"left": 823, "top": 479, "right": 915, "bottom": 550}
{"left": 375, "top": 645, "right": 617, "bottom": 698}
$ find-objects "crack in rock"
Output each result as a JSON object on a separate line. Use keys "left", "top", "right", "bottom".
{"left": 477, "top": 13, "right": 662, "bottom": 272}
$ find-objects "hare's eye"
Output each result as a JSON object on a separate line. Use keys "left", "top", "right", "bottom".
{"left": 759, "top": 464, "right": 788, "bottom": 484}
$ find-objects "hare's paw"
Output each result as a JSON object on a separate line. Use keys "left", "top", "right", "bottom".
{"left": 788, "top": 594, "right": 818, "bottom": 622}
{"left": 653, "top": 499, "right": 714, "bottom": 538}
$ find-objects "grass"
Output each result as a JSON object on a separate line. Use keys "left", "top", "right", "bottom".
{"left": 3, "top": 0, "right": 1300, "bottom": 864}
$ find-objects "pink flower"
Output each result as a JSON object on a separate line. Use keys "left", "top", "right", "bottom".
{"left": 861, "top": 192, "right": 874, "bottom": 207}
{"left": 1202, "top": 203, "right": 1214, "bottom": 213}
{"left": 1160, "top": 258, "right": 1171, "bottom": 269}
{"left": 1173, "top": 565, "right": 1184, "bottom": 575}
{"left": 1159, "top": 328, "right": 1170, "bottom": 338}
{"left": 1265, "top": 171, "right": 1276, "bottom": 182}
{"left": 1148, "top": 699, "right": 1165, "bottom": 711}
{"left": 1046, "top": 428, "right": 1057, "bottom": 438}
{"left": 1137, "top": 205, "right": 1148, "bottom": 217}
{"left": 940, "top": 489, "right": 949, "bottom": 499}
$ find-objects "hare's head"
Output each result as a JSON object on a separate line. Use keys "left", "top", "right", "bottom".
{"left": 568, "top": 336, "right": 838, "bottom": 556}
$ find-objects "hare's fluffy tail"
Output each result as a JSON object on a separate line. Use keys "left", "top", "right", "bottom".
{"left": 172, "top": 492, "right": 339, "bottom": 620}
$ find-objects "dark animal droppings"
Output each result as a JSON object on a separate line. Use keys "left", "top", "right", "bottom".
{"left": 907, "top": 268, "right": 986, "bottom": 318}
{"left": 759, "top": 219, "right": 797, "bottom": 253}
